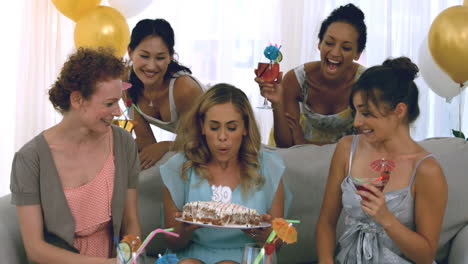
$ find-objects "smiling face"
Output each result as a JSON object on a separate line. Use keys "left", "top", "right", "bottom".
{"left": 128, "top": 36, "right": 173, "bottom": 87}
{"left": 77, "top": 79, "right": 122, "bottom": 134}
{"left": 202, "top": 103, "right": 247, "bottom": 164}
{"left": 318, "top": 22, "right": 361, "bottom": 81}
{"left": 352, "top": 91, "right": 401, "bottom": 142}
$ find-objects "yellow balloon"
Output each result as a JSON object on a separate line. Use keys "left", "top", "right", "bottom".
{"left": 51, "top": 0, "right": 101, "bottom": 22}
{"left": 428, "top": 5, "right": 468, "bottom": 84}
{"left": 74, "top": 6, "right": 130, "bottom": 58}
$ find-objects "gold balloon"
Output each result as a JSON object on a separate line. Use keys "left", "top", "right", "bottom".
{"left": 464, "top": 0, "right": 468, "bottom": 6}
{"left": 51, "top": 0, "right": 101, "bottom": 22}
{"left": 74, "top": 6, "right": 130, "bottom": 58}
{"left": 428, "top": 5, "right": 468, "bottom": 84}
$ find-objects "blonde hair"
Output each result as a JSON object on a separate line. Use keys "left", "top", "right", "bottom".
{"left": 174, "top": 83, "right": 263, "bottom": 197}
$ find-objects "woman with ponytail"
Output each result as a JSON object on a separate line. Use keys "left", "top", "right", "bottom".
{"left": 315, "top": 57, "right": 447, "bottom": 263}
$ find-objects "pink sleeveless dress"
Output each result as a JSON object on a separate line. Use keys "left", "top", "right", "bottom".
{"left": 63, "top": 131, "right": 115, "bottom": 257}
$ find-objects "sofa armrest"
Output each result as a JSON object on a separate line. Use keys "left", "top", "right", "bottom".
{"left": 0, "top": 194, "right": 29, "bottom": 264}
{"left": 448, "top": 224, "right": 468, "bottom": 264}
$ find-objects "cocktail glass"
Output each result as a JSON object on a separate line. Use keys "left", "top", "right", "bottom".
{"left": 352, "top": 176, "right": 388, "bottom": 201}
{"left": 255, "top": 62, "right": 280, "bottom": 109}
{"left": 242, "top": 243, "right": 277, "bottom": 264}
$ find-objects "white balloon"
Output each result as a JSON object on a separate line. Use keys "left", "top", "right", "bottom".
{"left": 108, "top": 0, "right": 153, "bottom": 18}
{"left": 418, "top": 37, "right": 466, "bottom": 102}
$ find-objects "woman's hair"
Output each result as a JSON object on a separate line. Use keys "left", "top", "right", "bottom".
{"left": 350, "top": 56, "right": 420, "bottom": 124}
{"left": 174, "top": 83, "right": 263, "bottom": 197}
{"left": 318, "top": 3, "right": 367, "bottom": 53}
{"left": 48, "top": 47, "right": 124, "bottom": 113}
{"left": 127, "top": 18, "right": 191, "bottom": 104}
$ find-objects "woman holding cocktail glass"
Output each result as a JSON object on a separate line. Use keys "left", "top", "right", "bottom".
{"left": 255, "top": 4, "right": 367, "bottom": 147}
{"left": 315, "top": 57, "right": 447, "bottom": 263}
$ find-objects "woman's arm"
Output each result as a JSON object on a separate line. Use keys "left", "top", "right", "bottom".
{"left": 137, "top": 76, "right": 202, "bottom": 169}
{"left": 162, "top": 187, "right": 199, "bottom": 251}
{"left": 315, "top": 137, "right": 350, "bottom": 264}
{"left": 121, "top": 189, "right": 142, "bottom": 238}
{"left": 361, "top": 158, "right": 447, "bottom": 263}
{"left": 243, "top": 179, "right": 286, "bottom": 244}
{"left": 271, "top": 70, "right": 302, "bottom": 148}
{"left": 173, "top": 75, "right": 204, "bottom": 117}
{"left": 16, "top": 205, "right": 115, "bottom": 264}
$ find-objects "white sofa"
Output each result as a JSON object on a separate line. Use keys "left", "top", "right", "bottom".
{"left": 1, "top": 137, "right": 467, "bottom": 263}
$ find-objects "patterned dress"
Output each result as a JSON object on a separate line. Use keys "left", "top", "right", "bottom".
{"left": 269, "top": 64, "right": 365, "bottom": 145}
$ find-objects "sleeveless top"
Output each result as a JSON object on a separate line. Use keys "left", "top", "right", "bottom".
{"left": 335, "top": 135, "right": 436, "bottom": 264}
{"left": 133, "top": 71, "right": 205, "bottom": 133}
{"left": 160, "top": 150, "right": 292, "bottom": 264}
{"left": 295, "top": 64, "right": 366, "bottom": 144}
{"left": 63, "top": 130, "right": 114, "bottom": 258}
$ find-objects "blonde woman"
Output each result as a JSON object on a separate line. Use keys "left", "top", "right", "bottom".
{"left": 161, "top": 83, "right": 292, "bottom": 264}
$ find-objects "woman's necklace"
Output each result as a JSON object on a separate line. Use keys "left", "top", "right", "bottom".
{"left": 144, "top": 82, "right": 167, "bottom": 108}
{"left": 144, "top": 90, "right": 158, "bottom": 108}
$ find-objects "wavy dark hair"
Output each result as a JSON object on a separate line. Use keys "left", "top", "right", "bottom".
{"left": 127, "top": 18, "right": 191, "bottom": 104}
{"left": 318, "top": 3, "right": 367, "bottom": 53}
{"left": 350, "top": 57, "right": 420, "bottom": 124}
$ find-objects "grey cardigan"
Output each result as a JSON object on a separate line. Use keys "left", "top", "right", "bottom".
{"left": 10, "top": 126, "right": 140, "bottom": 254}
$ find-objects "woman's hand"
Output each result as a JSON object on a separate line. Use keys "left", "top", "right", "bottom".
{"left": 254, "top": 72, "right": 283, "bottom": 105}
{"left": 242, "top": 214, "right": 274, "bottom": 243}
{"left": 173, "top": 212, "right": 200, "bottom": 238}
{"left": 139, "top": 143, "right": 167, "bottom": 169}
{"left": 357, "top": 184, "right": 392, "bottom": 224}
{"left": 285, "top": 113, "right": 306, "bottom": 145}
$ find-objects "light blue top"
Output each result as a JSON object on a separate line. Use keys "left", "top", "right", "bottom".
{"left": 160, "top": 149, "right": 292, "bottom": 263}
{"left": 335, "top": 135, "right": 436, "bottom": 264}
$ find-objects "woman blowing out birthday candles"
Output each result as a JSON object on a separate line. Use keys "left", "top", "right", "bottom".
{"left": 160, "top": 83, "right": 292, "bottom": 264}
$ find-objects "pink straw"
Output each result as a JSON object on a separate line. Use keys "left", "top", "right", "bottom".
{"left": 130, "top": 228, "right": 179, "bottom": 264}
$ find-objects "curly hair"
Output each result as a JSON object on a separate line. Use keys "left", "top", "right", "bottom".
{"left": 49, "top": 47, "right": 125, "bottom": 113}
{"left": 174, "top": 83, "right": 263, "bottom": 198}
{"left": 318, "top": 3, "right": 367, "bottom": 53}
{"left": 350, "top": 56, "right": 420, "bottom": 124}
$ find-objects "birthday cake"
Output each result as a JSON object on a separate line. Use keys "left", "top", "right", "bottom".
{"left": 182, "top": 201, "right": 261, "bottom": 226}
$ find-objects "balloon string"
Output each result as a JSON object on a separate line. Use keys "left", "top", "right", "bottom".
{"left": 459, "top": 83, "right": 463, "bottom": 132}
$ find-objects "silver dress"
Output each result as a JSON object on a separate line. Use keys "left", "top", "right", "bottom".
{"left": 335, "top": 135, "right": 436, "bottom": 264}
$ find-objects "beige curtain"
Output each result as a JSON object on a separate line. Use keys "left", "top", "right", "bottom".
{"left": 0, "top": 0, "right": 74, "bottom": 196}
